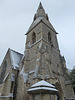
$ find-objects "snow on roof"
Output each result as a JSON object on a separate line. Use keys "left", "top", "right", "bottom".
{"left": 9, "top": 49, "right": 23, "bottom": 70}
{"left": 31, "top": 80, "right": 55, "bottom": 88}
{"left": 28, "top": 87, "right": 58, "bottom": 92}
{"left": 28, "top": 80, "right": 58, "bottom": 93}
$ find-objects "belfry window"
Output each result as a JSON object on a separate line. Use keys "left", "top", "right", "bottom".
{"left": 32, "top": 32, "right": 36, "bottom": 44}
{"left": 48, "top": 32, "right": 51, "bottom": 43}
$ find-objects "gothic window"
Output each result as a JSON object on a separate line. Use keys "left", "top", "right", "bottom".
{"left": 48, "top": 32, "right": 51, "bottom": 43}
{"left": 32, "top": 32, "right": 36, "bottom": 44}
{"left": 0, "top": 60, "right": 7, "bottom": 84}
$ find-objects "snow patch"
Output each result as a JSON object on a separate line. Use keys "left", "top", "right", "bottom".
{"left": 39, "top": 42, "right": 42, "bottom": 49}
{"left": 36, "top": 58, "right": 39, "bottom": 62}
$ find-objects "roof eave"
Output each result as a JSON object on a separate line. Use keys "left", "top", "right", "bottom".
{"left": 25, "top": 20, "right": 58, "bottom": 35}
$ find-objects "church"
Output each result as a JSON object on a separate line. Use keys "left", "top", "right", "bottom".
{"left": 0, "top": 3, "right": 75, "bottom": 100}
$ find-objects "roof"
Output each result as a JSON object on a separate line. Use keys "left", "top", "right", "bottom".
{"left": 31, "top": 80, "right": 55, "bottom": 88}
{"left": 28, "top": 87, "right": 58, "bottom": 92}
{"left": 28, "top": 80, "right": 58, "bottom": 94}
{"left": 9, "top": 49, "right": 23, "bottom": 70}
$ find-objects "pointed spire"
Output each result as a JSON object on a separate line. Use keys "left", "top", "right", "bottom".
{"left": 33, "top": 2, "right": 49, "bottom": 21}
{"left": 35, "top": 2, "right": 46, "bottom": 19}
{"left": 38, "top": 2, "right": 44, "bottom": 10}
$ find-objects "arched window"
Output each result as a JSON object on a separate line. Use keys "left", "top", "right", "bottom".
{"left": 48, "top": 32, "right": 51, "bottom": 43}
{"left": 0, "top": 60, "right": 7, "bottom": 84}
{"left": 32, "top": 32, "right": 36, "bottom": 44}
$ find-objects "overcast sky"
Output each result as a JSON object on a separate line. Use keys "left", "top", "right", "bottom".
{"left": 0, "top": 0, "right": 75, "bottom": 69}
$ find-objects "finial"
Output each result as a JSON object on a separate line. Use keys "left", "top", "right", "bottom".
{"left": 38, "top": 2, "right": 44, "bottom": 10}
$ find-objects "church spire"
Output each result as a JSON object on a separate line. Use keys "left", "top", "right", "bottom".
{"left": 38, "top": 2, "right": 44, "bottom": 10}
{"left": 34, "top": 2, "right": 48, "bottom": 20}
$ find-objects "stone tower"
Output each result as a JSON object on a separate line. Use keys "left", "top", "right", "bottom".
{"left": 16, "top": 2, "right": 75, "bottom": 100}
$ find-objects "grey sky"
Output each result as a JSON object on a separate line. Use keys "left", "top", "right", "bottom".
{"left": 0, "top": 0, "right": 75, "bottom": 69}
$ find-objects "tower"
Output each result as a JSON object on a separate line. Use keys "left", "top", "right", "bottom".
{"left": 16, "top": 2, "right": 75, "bottom": 100}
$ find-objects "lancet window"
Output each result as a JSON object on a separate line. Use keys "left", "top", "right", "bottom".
{"left": 48, "top": 32, "right": 51, "bottom": 43}
{"left": 32, "top": 32, "right": 36, "bottom": 44}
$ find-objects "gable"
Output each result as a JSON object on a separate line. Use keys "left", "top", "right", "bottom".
{"left": 9, "top": 49, "right": 23, "bottom": 70}
{"left": 0, "top": 48, "right": 23, "bottom": 84}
